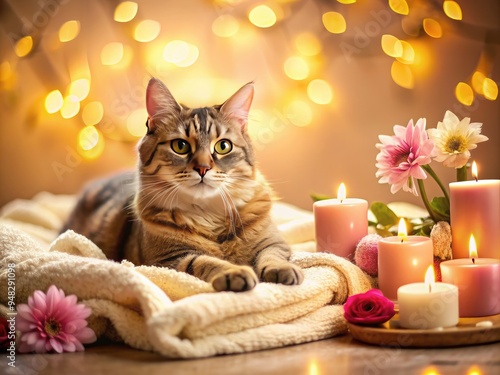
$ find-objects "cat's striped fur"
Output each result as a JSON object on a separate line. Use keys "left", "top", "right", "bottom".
{"left": 62, "top": 78, "right": 304, "bottom": 292}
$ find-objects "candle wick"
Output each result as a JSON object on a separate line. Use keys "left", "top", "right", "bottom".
{"left": 428, "top": 283, "right": 432, "bottom": 293}
{"left": 472, "top": 258, "right": 475, "bottom": 264}
{"left": 474, "top": 176, "right": 478, "bottom": 182}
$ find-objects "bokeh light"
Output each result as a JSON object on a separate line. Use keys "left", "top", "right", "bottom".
{"left": 15, "top": 36, "right": 33, "bottom": 57}
{"left": 381, "top": 34, "right": 403, "bottom": 57}
{"left": 483, "top": 78, "right": 498, "bottom": 100}
{"left": 248, "top": 5, "right": 277, "bottom": 28}
{"left": 443, "top": 0, "right": 463, "bottom": 20}
{"left": 134, "top": 20, "right": 161, "bottom": 42}
{"left": 391, "top": 61, "right": 414, "bottom": 89}
{"left": 455, "top": 82, "right": 474, "bottom": 106}
{"left": 82, "top": 101, "right": 104, "bottom": 126}
{"left": 471, "top": 71, "right": 485, "bottom": 95}
{"left": 59, "top": 20, "right": 80, "bottom": 42}
{"left": 45, "top": 90, "right": 64, "bottom": 114}
{"left": 389, "top": 0, "right": 409, "bottom": 15}
{"left": 285, "top": 100, "right": 313, "bottom": 127}
{"left": 127, "top": 108, "right": 148, "bottom": 137}
{"left": 307, "top": 79, "right": 333, "bottom": 105}
{"left": 284, "top": 56, "right": 309, "bottom": 80}
{"left": 114, "top": 1, "right": 138, "bottom": 22}
{"left": 322, "top": 12, "right": 346, "bottom": 34}
{"left": 78, "top": 125, "right": 99, "bottom": 150}
{"left": 77, "top": 126, "right": 105, "bottom": 159}
{"left": 163, "top": 40, "right": 199, "bottom": 67}
{"left": 101, "top": 42, "right": 124, "bottom": 65}
{"left": 396, "top": 40, "right": 415, "bottom": 64}
{"left": 423, "top": 18, "right": 442, "bottom": 38}
{"left": 466, "top": 365, "right": 482, "bottom": 375}
{"left": 60, "top": 95, "right": 81, "bottom": 118}
{"left": 69, "top": 78, "right": 90, "bottom": 101}
{"left": 212, "top": 14, "right": 240, "bottom": 37}
{"left": 337, "top": 0, "right": 356, "bottom": 4}
{"left": 294, "top": 33, "right": 322, "bottom": 56}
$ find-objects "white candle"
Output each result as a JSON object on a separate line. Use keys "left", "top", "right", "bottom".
{"left": 398, "top": 266, "right": 459, "bottom": 329}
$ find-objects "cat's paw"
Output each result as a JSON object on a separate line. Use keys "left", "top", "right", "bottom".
{"left": 211, "top": 266, "right": 258, "bottom": 292}
{"left": 260, "top": 263, "right": 304, "bottom": 285}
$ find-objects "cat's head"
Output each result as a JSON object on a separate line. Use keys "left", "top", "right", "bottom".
{"left": 137, "top": 77, "right": 257, "bottom": 205}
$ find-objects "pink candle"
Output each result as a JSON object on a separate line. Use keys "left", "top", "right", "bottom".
{"left": 378, "top": 219, "right": 434, "bottom": 301}
{"left": 441, "top": 234, "right": 500, "bottom": 317}
{"left": 313, "top": 183, "right": 368, "bottom": 260}
{"left": 449, "top": 163, "right": 500, "bottom": 259}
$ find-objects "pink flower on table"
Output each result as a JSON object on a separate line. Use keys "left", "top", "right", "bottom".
{"left": 427, "top": 110, "right": 488, "bottom": 169}
{"left": 16, "top": 285, "right": 96, "bottom": 354}
{"left": 375, "top": 118, "right": 435, "bottom": 196}
{"left": 344, "top": 289, "right": 395, "bottom": 325}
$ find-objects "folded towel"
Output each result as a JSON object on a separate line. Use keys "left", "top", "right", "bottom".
{"left": 0, "top": 193, "right": 373, "bottom": 358}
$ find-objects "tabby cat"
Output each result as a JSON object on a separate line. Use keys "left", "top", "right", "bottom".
{"left": 62, "top": 77, "right": 304, "bottom": 292}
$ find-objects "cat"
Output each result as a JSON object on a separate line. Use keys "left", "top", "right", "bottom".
{"left": 61, "top": 77, "right": 304, "bottom": 292}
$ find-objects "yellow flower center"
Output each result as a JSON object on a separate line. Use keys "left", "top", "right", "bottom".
{"left": 444, "top": 135, "right": 467, "bottom": 154}
{"left": 44, "top": 319, "right": 62, "bottom": 337}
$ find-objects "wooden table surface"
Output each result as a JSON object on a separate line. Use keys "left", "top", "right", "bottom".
{"left": 8, "top": 333, "right": 500, "bottom": 375}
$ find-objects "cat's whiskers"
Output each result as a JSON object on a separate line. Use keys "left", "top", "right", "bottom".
{"left": 135, "top": 179, "right": 178, "bottom": 218}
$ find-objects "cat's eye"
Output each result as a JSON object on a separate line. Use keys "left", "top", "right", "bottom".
{"left": 214, "top": 139, "right": 233, "bottom": 155}
{"left": 171, "top": 139, "right": 191, "bottom": 154}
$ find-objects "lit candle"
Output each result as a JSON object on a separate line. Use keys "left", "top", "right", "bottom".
{"left": 313, "top": 183, "right": 368, "bottom": 260}
{"left": 398, "top": 266, "right": 459, "bottom": 329}
{"left": 441, "top": 234, "right": 500, "bottom": 317}
{"left": 449, "top": 161, "right": 500, "bottom": 259}
{"left": 378, "top": 219, "right": 434, "bottom": 301}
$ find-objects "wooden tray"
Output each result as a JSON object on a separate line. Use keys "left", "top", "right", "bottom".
{"left": 348, "top": 314, "right": 500, "bottom": 348}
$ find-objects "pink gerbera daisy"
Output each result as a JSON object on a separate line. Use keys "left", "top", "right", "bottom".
{"left": 375, "top": 118, "right": 435, "bottom": 196}
{"left": 16, "top": 285, "right": 96, "bottom": 354}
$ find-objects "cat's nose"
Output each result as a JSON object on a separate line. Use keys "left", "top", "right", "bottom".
{"left": 194, "top": 164, "right": 211, "bottom": 177}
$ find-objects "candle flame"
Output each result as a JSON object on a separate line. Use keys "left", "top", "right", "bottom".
{"left": 472, "top": 161, "right": 478, "bottom": 181}
{"left": 469, "top": 234, "right": 478, "bottom": 260}
{"left": 337, "top": 182, "right": 346, "bottom": 202}
{"left": 397, "top": 218, "right": 407, "bottom": 241}
{"left": 424, "top": 265, "right": 435, "bottom": 293}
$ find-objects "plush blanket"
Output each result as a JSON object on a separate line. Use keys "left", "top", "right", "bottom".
{"left": 0, "top": 192, "right": 373, "bottom": 358}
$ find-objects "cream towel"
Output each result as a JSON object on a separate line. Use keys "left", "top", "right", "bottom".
{"left": 0, "top": 193, "right": 373, "bottom": 358}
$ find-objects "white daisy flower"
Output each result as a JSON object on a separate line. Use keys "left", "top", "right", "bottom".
{"left": 427, "top": 111, "right": 488, "bottom": 168}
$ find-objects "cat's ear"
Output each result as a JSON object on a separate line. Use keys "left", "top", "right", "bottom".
{"left": 146, "top": 78, "right": 181, "bottom": 128}
{"left": 220, "top": 82, "right": 254, "bottom": 131}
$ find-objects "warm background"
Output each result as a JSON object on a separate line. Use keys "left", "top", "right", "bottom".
{"left": 0, "top": 0, "right": 499, "bottom": 211}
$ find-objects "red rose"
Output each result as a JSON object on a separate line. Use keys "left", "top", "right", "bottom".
{"left": 343, "top": 289, "right": 395, "bottom": 325}
{"left": 0, "top": 316, "right": 9, "bottom": 350}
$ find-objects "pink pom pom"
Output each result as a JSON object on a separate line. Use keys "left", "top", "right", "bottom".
{"left": 354, "top": 234, "right": 382, "bottom": 276}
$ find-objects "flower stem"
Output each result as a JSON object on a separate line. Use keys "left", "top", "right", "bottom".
{"left": 456, "top": 165, "right": 468, "bottom": 182}
{"left": 417, "top": 179, "right": 438, "bottom": 223}
{"left": 422, "top": 164, "right": 450, "bottom": 206}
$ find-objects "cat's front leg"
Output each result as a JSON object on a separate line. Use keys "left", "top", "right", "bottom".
{"left": 254, "top": 243, "right": 304, "bottom": 286}
{"left": 177, "top": 254, "right": 258, "bottom": 292}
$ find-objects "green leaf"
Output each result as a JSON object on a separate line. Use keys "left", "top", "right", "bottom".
{"left": 430, "top": 196, "right": 450, "bottom": 222}
{"left": 370, "top": 201, "right": 399, "bottom": 227}
{"left": 310, "top": 193, "right": 332, "bottom": 202}
{"left": 375, "top": 227, "right": 395, "bottom": 237}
